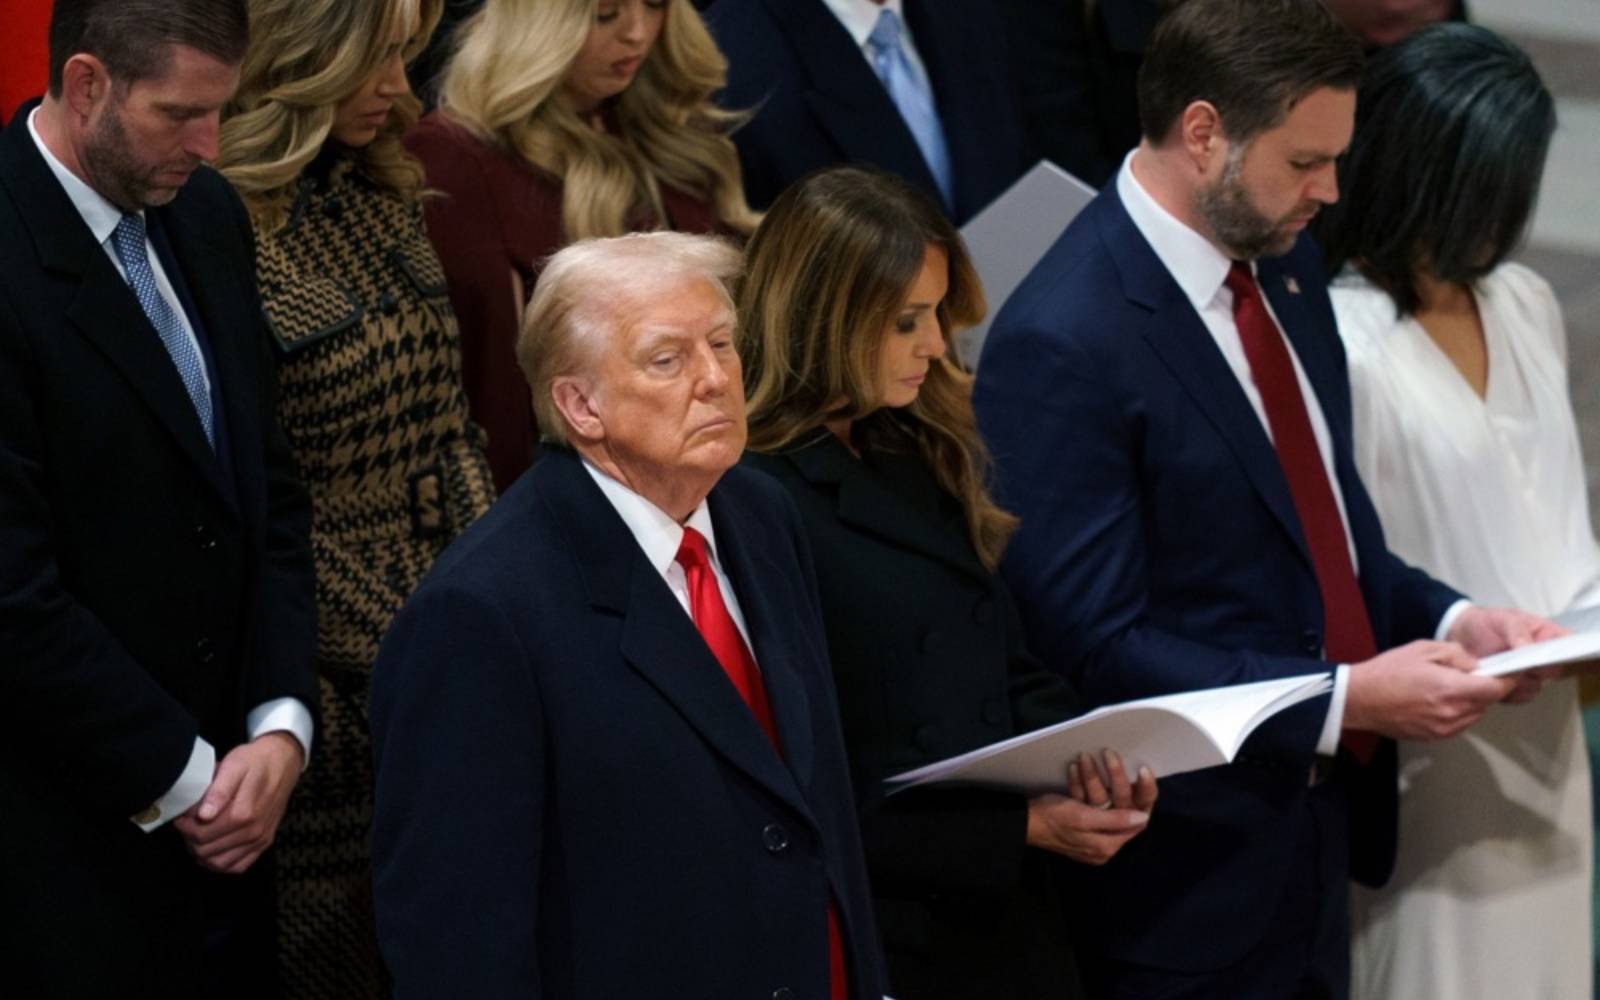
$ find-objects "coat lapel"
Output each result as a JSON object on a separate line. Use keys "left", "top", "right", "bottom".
{"left": 764, "top": 0, "right": 940, "bottom": 196}
{"left": 537, "top": 451, "right": 818, "bottom": 827}
{"left": 1094, "top": 191, "right": 1315, "bottom": 570}
{"left": 0, "top": 116, "right": 231, "bottom": 502}
{"left": 785, "top": 435, "right": 988, "bottom": 584}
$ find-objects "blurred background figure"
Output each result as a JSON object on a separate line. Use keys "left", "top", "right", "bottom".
{"left": 406, "top": 0, "right": 757, "bottom": 492}
{"left": 740, "top": 166, "right": 1156, "bottom": 1000}
{"left": 0, "top": 0, "right": 53, "bottom": 127}
{"left": 1314, "top": 24, "right": 1595, "bottom": 1000}
{"left": 217, "top": 0, "right": 496, "bottom": 995}
{"left": 705, "top": 0, "right": 1031, "bottom": 224}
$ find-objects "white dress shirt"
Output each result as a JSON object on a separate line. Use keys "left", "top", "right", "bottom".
{"left": 582, "top": 460, "right": 758, "bottom": 659}
{"left": 1116, "top": 151, "right": 1467, "bottom": 753}
{"left": 26, "top": 108, "right": 312, "bottom": 829}
{"left": 820, "top": 0, "right": 935, "bottom": 96}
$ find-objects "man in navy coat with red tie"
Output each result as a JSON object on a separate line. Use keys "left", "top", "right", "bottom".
{"left": 973, "top": 1, "right": 1559, "bottom": 997}
{"left": 370, "top": 232, "right": 884, "bottom": 999}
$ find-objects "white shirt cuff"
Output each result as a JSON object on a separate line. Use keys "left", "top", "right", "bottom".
{"left": 1316, "top": 664, "right": 1349, "bottom": 756}
{"left": 247, "top": 697, "right": 314, "bottom": 771}
{"left": 132, "top": 737, "right": 215, "bottom": 831}
{"left": 1435, "top": 599, "right": 1474, "bottom": 642}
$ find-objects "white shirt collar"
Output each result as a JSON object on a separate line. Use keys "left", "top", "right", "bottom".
{"left": 581, "top": 458, "right": 722, "bottom": 579}
{"left": 1115, "top": 148, "right": 1244, "bottom": 312}
{"left": 26, "top": 106, "right": 135, "bottom": 247}
{"left": 820, "top": 0, "right": 908, "bottom": 49}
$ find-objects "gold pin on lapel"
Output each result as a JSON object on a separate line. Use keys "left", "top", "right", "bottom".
{"left": 1284, "top": 276, "right": 1301, "bottom": 295}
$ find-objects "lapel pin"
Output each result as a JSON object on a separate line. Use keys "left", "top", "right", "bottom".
{"left": 1283, "top": 276, "right": 1301, "bottom": 295}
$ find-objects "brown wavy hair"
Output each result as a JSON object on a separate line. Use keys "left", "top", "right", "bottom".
{"left": 217, "top": 0, "right": 442, "bottom": 230}
{"left": 740, "top": 167, "right": 1017, "bottom": 570}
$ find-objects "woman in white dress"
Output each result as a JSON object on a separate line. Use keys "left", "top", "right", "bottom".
{"left": 1314, "top": 24, "right": 1599, "bottom": 1000}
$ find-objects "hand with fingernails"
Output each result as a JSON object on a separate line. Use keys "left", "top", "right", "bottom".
{"left": 1024, "top": 748, "right": 1157, "bottom": 866}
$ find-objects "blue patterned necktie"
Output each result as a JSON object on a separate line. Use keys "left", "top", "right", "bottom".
{"left": 111, "top": 213, "right": 214, "bottom": 448}
{"left": 866, "top": 7, "right": 955, "bottom": 210}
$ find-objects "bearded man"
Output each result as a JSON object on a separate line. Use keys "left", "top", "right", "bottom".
{"left": 0, "top": 0, "right": 316, "bottom": 993}
{"left": 972, "top": 1, "right": 1560, "bottom": 997}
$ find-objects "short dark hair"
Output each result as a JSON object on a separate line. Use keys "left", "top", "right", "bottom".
{"left": 1138, "top": 0, "right": 1364, "bottom": 145}
{"left": 1312, "top": 24, "right": 1555, "bottom": 316}
{"left": 48, "top": 0, "right": 249, "bottom": 96}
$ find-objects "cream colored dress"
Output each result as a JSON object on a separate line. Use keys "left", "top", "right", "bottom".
{"left": 1333, "top": 263, "right": 1599, "bottom": 1000}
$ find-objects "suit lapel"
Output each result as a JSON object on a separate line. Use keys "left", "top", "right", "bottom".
{"left": 1094, "top": 192, "right": 1315, "bottom": 570}
{"left": 537, "top": 452, "right": 817, "bottom": 826}
{"left": 708, "top": 483, "right": 817, "bottom": 798}
{"left": 765, "top": 0, "right": 940, "bottom": 195}
{"left": 158, "top": 197, "right": 261, "bottom": 523}
{"left": 0, "top": 117, "right": 231, "bottom": 502}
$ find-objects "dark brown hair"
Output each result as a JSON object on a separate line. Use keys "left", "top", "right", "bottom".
{"left": 49, "top": 0, "right": 249, "bottom": 95}
{"left": 1138, "top": 0, "right": 1363, "bottom": 144}
{"left": 741, "top": 167, "right": 1018, "bottom": 571}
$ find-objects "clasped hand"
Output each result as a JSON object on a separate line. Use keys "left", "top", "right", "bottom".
{"left": 173, "top": 731, "right": 304, "bottom": 875}
{"left": 1025, "top": 749, "right": 1157, "bottom": 867}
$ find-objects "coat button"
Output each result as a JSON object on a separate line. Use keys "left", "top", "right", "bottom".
{"left": 193, "top": 522, "right": 217, "bottom": 551}
{"left": 772, "top": 989, "right": 795, "bottom": 1000}
{"left": 378, "top": 292, "right": 399, "bottom": 316}
{"left": 972, "top": 597, "right": 995, "bottom": 625}
{"left": 913, "top": 723, "right": 944, "bottom": 754}
{"left": 322, "top": 197, "right": 343, "bottom": 220}
{"left": 194, "top": 636, "right": 216, "bottom": 665}
{"left": 982, "top": 699, "right": 1007, "bottom": 726}
{"left": 762, "top": 823, "right": 790, "bottom": 854}
{"left": 1300, "top": 629, "right": 1322, "bottom": 655}
{"left": 917, "top": 627, "right": 945, "bottom": 654}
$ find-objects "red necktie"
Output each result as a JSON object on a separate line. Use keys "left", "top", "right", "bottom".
{"left": 1225, "top": 263, "right": 1379, "bottom": 762}
{"left": 675, "top": 528, "right": 849, "bottom": 1000}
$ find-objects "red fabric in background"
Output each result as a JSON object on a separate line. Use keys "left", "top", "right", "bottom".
{"left": 2, "top": 1, "right": 53, "bottom": 126}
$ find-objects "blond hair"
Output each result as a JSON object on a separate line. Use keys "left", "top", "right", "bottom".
{"left": 218, "top": 0, "right": 442, "bottom": 230}
{"left": 741, "top": 167, "right": 1018, "bottom": 571}
{"left": 439, "top": 0, "right": 757, "bottom": 241}
{"left": 519, "top": 231, "right": 744, "bottom": 446}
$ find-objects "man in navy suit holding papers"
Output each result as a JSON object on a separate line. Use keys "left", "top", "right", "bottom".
{"left": 974, "top": 1, "right": 1559, "bottom": 997}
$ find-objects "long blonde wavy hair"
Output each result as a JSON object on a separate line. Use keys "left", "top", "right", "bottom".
{"left": 741, "top": 167, "right": 1018, "bottom": 571}
{"left": 217, "top": 0, "right": 442, "bottom": 231}
{"left": 438, "top": 0, "right": 757, "bottom": 240}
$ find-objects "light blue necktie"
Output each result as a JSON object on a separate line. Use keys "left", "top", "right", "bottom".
{"left": 111, "top": 213, "right": 214, "bottom": 449}
{"left": 866, "top": 7, "right": 955, "bottom": 210}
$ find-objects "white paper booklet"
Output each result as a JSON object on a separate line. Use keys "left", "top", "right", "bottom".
{"left": 886, "top": 673, "right": 1333, "bottom": 796}
{"left": 956, "top": 159, "right": 1096, "bottom": 368}
{"left": 1553, "top": 603, "right": 1600, "bottom": 635}
{"left": 1475, "top": 630, "right": 1600, "bottom": 677}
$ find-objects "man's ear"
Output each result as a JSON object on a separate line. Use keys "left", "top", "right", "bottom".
{"left": 1179, "top": 100, "right": 1224, "bottom": 175}
{"left": 550, "top": 376, "right": 605, "bottom": 444}
{"left": 60, "top": 54, "right": 112, "bottom": 120}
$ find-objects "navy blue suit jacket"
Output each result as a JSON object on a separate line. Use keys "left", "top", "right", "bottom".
{"left": 705, "top": 0, "right": 1030, "bottom": 224}
{"left": 370, "top": 447, "right": 885, "bottom": 999}
{"left": 972, "top": 185, "right": 1459, "bottom": 972}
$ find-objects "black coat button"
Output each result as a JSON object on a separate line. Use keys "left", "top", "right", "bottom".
{"left": 972, "top": 597, "right": 995, "bottom": 626}
{"left": 193, "top": 523, "right": 217, "bottom": 551}
{"left": 378, "top": 292, "right": 399, "bottom": 316}
{"left": 982, "top": 699, "right": 1007, "bottom": 726}
{"left": 917, "top": 627, "right": 946, "bottom": 654}
{"left": 322, "top": 197, "right": 343, "bottom": 220}
{"left": 194, "top": 636, "right": 216, "bottom": 665}
{"left": 762, "top": 823, "right": 790, "bottom": 854}
{"left": 1300, "top": 629, "right": 1322, "bottom": 655}
{"left": 913, "top": 723, "right": 943, "bottom": 754}
{"left": 772, "top": 989, "right": 795, "bottom": 1000}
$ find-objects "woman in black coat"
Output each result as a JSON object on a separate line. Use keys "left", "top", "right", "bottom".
{"left": 739, "top": 166, "right": 1158, "bottom": 1000}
